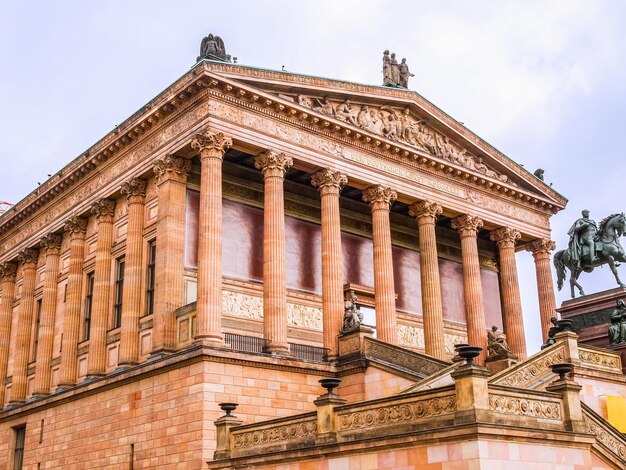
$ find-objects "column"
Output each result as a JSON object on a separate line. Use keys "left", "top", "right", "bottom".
{"left": 191, "top": 130, "right": 232, "bottom": 346}
{"left": 527, "top": 239, "right": 557, "bottom": 342}
{"left": 409, "top": 201, "right": 446, "bottom": 359}
{"left": 311, "top": 169, "right": 348, "bottom": 359}
{"left": 490, "top": 227, "right": 527, "bottom": 360}
{"left": 32, "top": 233, "right": 63, "bottom": 396}
{"left": 151, "top": 155, "right": 191, "bottom": 356}
{"left": 254, "top": 150, "right": 293, "bottom": 355}
{"left": 451, "top": 215, "right": 487, "bottom": 365}
{"left": 362, "top": 186, "right": 398, "bottom": 344}
{"left": 86, "top": 198, "right": 115, "bottom": 378}
{"left": 0, "top": 262, "right": 17, "bottom": 406}
{"left": 118, "top": 178, "right": 147, "bottom": 367}
{"left": 58, "top": 216, "right": 87, "bottom": 388}
{"left": 10, "top": 248, "right": 39, "bottom": 404}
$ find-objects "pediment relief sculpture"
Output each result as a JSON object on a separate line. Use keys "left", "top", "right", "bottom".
{"left": 294, "top": 95, "right": 516, "bottom": 187}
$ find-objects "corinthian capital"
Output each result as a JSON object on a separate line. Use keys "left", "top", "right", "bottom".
{"left": 409, "top": 200, "right": 442, "bottom": 224}
{"left": 0, "top": 262, "right": 17, "bottom": 282}
{"left": 451, "top": 214, "right": 483, "bottom": 238}
{"left": 526, "top": 238, "right": 556, "bottom": 258}
{"left": 489, "top": 227, "right": 521, "bottom": 249}
{"left": 40, "top": 233, "right": 63, "bottom": 255}
{"left": 17, "top": 248, "right": 39, "bottom": 267}
{"left": 153, "top": 155, "right": 192, "bottom": 184}
{"left": 120, "top": 177, "right": 147, "bottom": 203}
{"left": 90, "top": 199, "right": 116, "bottom": 223}
{"left": 311, "top": 169, "right": 348, "bottom": 195}
{"left": 254, "top": 150, "right": 293, "bottom": 178}
{"left": 191, "top": 130, "right": 233, "bottom": 159}
{"left": 362, "top": 185, "right": 397, "bottom": 210}
{"left": 64, "top": 216, "right": 88, "bottom": 237}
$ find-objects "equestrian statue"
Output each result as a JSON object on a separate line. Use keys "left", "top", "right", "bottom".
{"left": 554, "top": 210, "right": 626, "bottom": 298}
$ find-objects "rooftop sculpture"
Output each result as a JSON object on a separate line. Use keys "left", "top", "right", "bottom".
{"left": 197, "top": 33, "right": 233, "bottom": 62}
{"left": 382, "top": 50, "right": 414, "bottom": 88}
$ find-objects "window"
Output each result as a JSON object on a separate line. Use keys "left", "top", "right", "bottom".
{"left": 145, "top": 240, "right": 156, "bottom": 316}
{"left": 84, "top": 272, "right": 95, "bottom": 341}
{"left": 113, "top": 257, "right": 125, "bottom": 328}
{"left": 31, "top": 299, "right": 42, "bottom": 362}
{"left": 13, "top": 425, "right": 25, "bottom": 470}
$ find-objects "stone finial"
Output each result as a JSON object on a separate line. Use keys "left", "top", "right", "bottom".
{"left": 362, "top": 185, "right": 397, "bottom": 209}
{"left": 90, "top": 199, "right": 116, "bottom": 223}
{"left": 40, "top": 233, "right": 63, "bottom": 255}
{"left": 120, "top": 178, "right": 147, "bottom": 203}
{"left": 489, "top": 227, "right": 521, "bottom": 248}
{"left": 153, "top": 155, "right": 192, "bottom": 184}
{"left": 63, "top": 216, "right": 87, "bottom": 236}
{"left": 254, "top": 150, "right": 293, "bottom": 178}
{"left": 526, "top": 239, "right": 556, "bottom": 257}
{"left": 17, "top": 248, "right": 39, "bottom": 266}
{"left": 409, "top": 201, "right": 442, "bottom": 223}
{"left": 191, "top": 130, "right": 233, "bottom": 159}
{"left": 451, "top": 214, "right": 484, "bottom": 238}
{"left": 0, "top": 262, "right": 18, "bottom": 282}
{"left": 311, "top": 169, "right": 348, "bottom": 195}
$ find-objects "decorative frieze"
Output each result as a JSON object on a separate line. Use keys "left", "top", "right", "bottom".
{"left": 232, "top": 417, "right": 317, "bottom": 450}
{"left": 490, "top": 344, "right": 565, "bottom": 388}
{"left": 364, "top": 339, "right": 446, "bottom": 376}
{"left": 488, "top": 393, "right": 561, "bottom": 420}
{"left": 578, "top": 347, "right": 621, "bottom": 371}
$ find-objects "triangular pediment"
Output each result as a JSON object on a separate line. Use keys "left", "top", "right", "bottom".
{"left": 202, "top": 61, "right": 565, "bottom": 208}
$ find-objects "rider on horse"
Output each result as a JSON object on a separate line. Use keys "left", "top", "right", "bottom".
{"left": 567, "top": 209, "right": 599, "bottom": 268}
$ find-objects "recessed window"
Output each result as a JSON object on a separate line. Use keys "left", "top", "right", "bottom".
{"left": 84, "top": 272, "right": 95, "bottom": 341}
{"left": 145, "top": 240, "right": 156, "bottom": 316}
{"left": 13, "top": 425, "right": 26, "bottom": 470}
{"left": 113, "top": 257, "right": 125, "bottom": 328}
{"left": 31, "top": 299, "right": 42, "bottom": 362}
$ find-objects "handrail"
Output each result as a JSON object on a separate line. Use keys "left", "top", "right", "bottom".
{"left": 581, "top": 402, "right": 626, "bottom": 465}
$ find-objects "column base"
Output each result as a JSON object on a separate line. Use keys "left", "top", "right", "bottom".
{"left": 194, "top": 336, "right": 232, "bottom": 349}
{"left": 264, "top": 342, "right": 292, "bottom": 357}
{"left": 149, "top": 346, "right": 177, "bottom": 361}
{"left": 31, "top": 390, "right": 51, "bottom": 398}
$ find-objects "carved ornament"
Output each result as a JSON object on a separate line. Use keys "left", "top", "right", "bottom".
{"left": 310, "top": 169, "right": 348, "bottom": 196}
{"left": 190, "top": 130, "right": 232, "bottom": 159}
{"left": 17, "top": 248, "right": 39, "bottom": 267}
{"left": 526, "top": 239, "right": 556, "bottom": 258}
{"left": 409, "top": 201, "right": 442, "bottom": 224}
{"left": 90, "top": 199, "right": 116, "bottom": 223}
{"left": 40, "top": 233, "right": 63, "bottom": 255}
{"left": 364, "top": 339, "right": 446, "bottom": 376}
{"left": 153, "top": 155, "right": 192, "bottom": 185}
{"left": 489, "top": 227, "right": 521, "bottom": 249}
{"left": 451, "top": 215, "right": 484, "bottom": 238}
{"left": 232, "top": 418, "right": 317, "bottom": 449}
{"left": 488, "top": 394, "right": 561, "bottom": 420}
{"left": 578, "top": 348, "right": 621, "bottom": 371}
{"left": 63, "top": 216, "right": 87, "bottom": 237}
{"left": 583, "top": 410, "right": 626, "bottom": 461}
{"left": 491, "top": 345, "right": 565, "bottom": 388}
{"left": 362, "top": 185, "right": 397, "bottom": 210}
{"left": 0, "top": 262, "right": 17, "bottom": 282}
{"left": 254, "top": 150, "right": 293, "bottom": 178}
{"left": 120, "top": 177, "right": 147, "bottom": 203}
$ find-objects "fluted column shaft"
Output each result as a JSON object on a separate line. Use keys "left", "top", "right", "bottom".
{"left": 118, "top": 179, "right": 147, "bottom": 366}
{"left": 0, "top": 262, "right": 17, "bottom": 406}
{"left": 312, "top": 169, "right": 348, "bottom": 359}
{"left": 451, "top": 215, "right": 487, "bottom": 365}
{"left": 490, "top": 227, "right": 526, "bottom": 360}
{"left": 10, "top": 249, "right": 39, "bottom": 403}
{"left": 363, "top": 186, "right": 398, "bottom": 344}
{"left": 255, "top": 151, "right": 293, "bottom": 355}
{"left": 151, "top": 156, "right": 191, "bottom": 356}
{"left": 527, "top": 239, "right": 557, "bottom": 341}
{"left": 33, "top": 234, "right": 63, "bottom": 396}
{"left": 87, "top": 199, "right": 115, "bottom": 377}
{"left": 410, "top": 201, "right": 445, "bottom": 359}
{"left": 192, "top": 131, "right": 232, "bottom": 346}
{"left": 58, "top": 217, "right": 87, "bottom": 388}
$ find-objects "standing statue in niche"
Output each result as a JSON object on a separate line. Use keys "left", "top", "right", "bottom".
{"left": 609, "top": 299, "right": 626, "bottom": 345}
{"left": 342, "top": 293, "right": 363, "bottom": 333}
{"left": 487, "top": 326, "right": 513, "bottom": 358}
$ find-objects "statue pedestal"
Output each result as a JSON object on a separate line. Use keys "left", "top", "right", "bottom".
{"left": 485, "top": 354, "right": 518, "bottom": 374}
{"left": 557, "top": 287, "right": 626, "bottom": 374}
{"left": 337, "top": 326, "right": 374, "bottom": 358}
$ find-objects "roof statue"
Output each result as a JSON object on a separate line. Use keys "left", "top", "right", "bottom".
{"left": 197, "top": 33, "right": 232, "bottom": 62}
{"left": 533, "top": 168, "right": 544, "bottom": 181}
{"left": 382, "top": 50, "right": 413, "bottom": 88}
{"left": 554, "top": 210, "right": 626, "bottom": 298}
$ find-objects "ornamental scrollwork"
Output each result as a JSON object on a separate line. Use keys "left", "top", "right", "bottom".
{"left": 232, "top": 418, "right": 317, "bottom": 449}
{"left": 488, "top": 394, "right": 561, "bottom": 420}
{"left": 583, "top": 411, "right": 626, "bottom": 461}
{"left": 491, "top": 345, "right": 565, "bottom": 387}
{"left": 578, "top": 348, "right": 621, "bottom": 371}
{"left": 365, "top": 339, "right": 446, "bottom": 376}
{"left": 337, "top": 395, "right": 456, "bottom": 431}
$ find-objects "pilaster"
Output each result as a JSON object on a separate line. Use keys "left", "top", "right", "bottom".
{"left": 0, "top": 262, "right": 17, "bottom": 406}
{"left": 362, "top": 185, "right": 398, "bottom": 344}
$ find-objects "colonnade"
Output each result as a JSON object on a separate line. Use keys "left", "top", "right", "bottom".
{"left": 0, "top": 129, "right": 559, "bottom": 405}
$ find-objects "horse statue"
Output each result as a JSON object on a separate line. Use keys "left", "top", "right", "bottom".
{"left": 554, "top": 212, "right": 626, "bottom": 298}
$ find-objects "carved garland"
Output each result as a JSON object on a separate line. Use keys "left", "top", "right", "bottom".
{"left": 488, "top": 394, "right": 561, "bottom": 420}
{"left": 583, "top": 412, "right": 626, "bottom": 461}
{"left": 492, "top": 345, "right": 565, "bottom": 387}
{"left": 365, "top": 340, "right": 447, "bottom": 375}
{"left": 232, "top": 418, "right": 317, "bottom": 449}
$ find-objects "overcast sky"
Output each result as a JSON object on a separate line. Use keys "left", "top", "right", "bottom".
{"left": 1, "top": 1, "right": 625, "bottom": 353}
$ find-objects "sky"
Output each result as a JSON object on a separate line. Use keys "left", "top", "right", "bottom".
{"left": 1, "top": 0, "right": 625, "bottom": 353}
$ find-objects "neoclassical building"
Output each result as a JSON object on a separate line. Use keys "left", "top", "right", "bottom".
{"left": 0, "top": 52, "right": 624, "bottom": 469}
